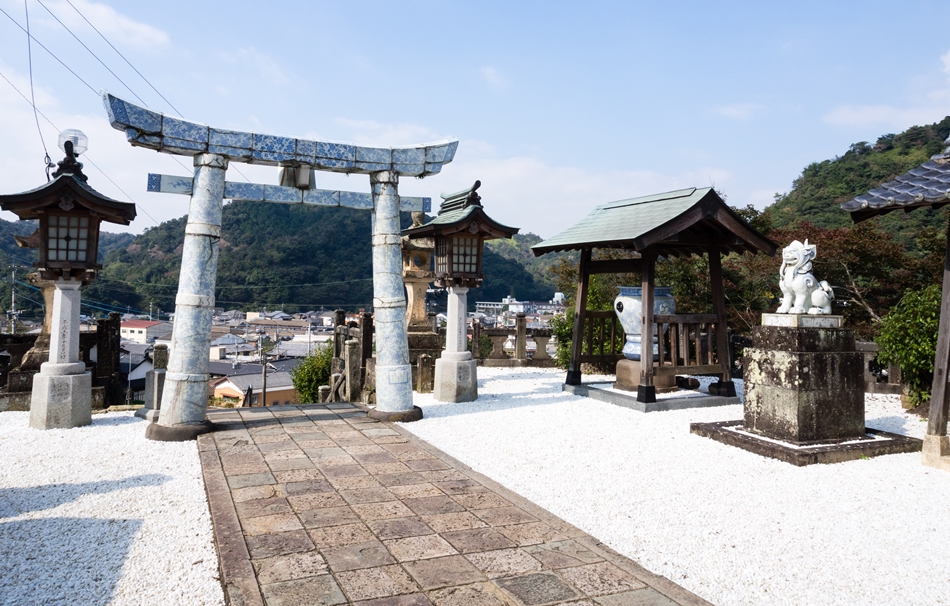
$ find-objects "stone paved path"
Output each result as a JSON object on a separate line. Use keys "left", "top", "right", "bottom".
{"left": 199, "top": 404, "right": 711, "bottom": 606}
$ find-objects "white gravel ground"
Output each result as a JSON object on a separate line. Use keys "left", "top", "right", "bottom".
{"left": 0, "top": 412, "right": 224, "bottom": 606}
{"left": 401, "top": 368, "right": 950, "bottom": 606}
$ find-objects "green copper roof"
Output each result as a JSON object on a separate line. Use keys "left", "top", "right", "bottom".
{"left": 532, "top": 187, "right": 776, "bottom": 257}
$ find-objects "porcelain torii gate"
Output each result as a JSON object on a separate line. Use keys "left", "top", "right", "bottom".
{"left": 102, "top": 93, "right": 457, "bottom": 440}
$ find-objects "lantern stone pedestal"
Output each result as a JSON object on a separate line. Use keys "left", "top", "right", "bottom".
{"left": 30, "top": 279, "right": 92, "bottom": 430}
{"left": 434, "top": 286, "right": 478, "bottom": 402}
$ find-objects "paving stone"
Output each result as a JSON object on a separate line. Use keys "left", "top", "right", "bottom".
{"left": 297, "top": 439, "right": 337, "bottom": 450}
{"left": 429, "top": 582, "right": 509, "bottom": 606}
{"left": 220, "top": 453, "right": 266, "bottom": 467}
{"left": 255, "top": 434, "right": 300, "bottom": 456}
{"left": 353, "top": 593, "right": 433, "bottom": 606}
{"left": 322, "top": 540, "right": 396, "bottom": 572}
{"left": 265, "top": 450, "right": 310, "bottom": 461}
{"left": 422, "top": 512, "right": 489, "bottom": 533}
{"left": 465, "top": 548, "right": 543, "bottom": 579}
{"left": 367, "top": 517, "right": 434, "bottom": 540}
{"left": 343, "top": 445, "right": 388, "bottom": 455}
{"left": 497, "top": 523, "right": 567, "bottom": 547}
{"left": 494, "top": 572, "right": 582, "bottom": 605}
{"left": 313, "top": 457, "right": 358, "bottom": 469}
{"left": 268, "top": 457, "right": 316, "bottom": 471}
{"left": 474, "top": 507, "right": 539, "bottom": 527}
{"left": 404, "top": 458, "right": 452, "bottom": 472}
{"left": 362, "top": 428, "right": 400, "bottom": 437}
{"left": 559, "top": 563, "right": 646, "bottom": 597}
{"left": 288, "top": 492, "right": 346, "bottom": 511}
{"left": 308, "top": 522, "right": 377, "bottom": 548}
{"left": 243, "top": 513, "right": 304, "bottom": 536}
{"left": 441, "top": 528, "right": 517, "bottom": 554}
{"left": 352, "top": 500, "right": 415, "bottom": 521}
{"left": 339, "top": 487, "right": 398, "bottom": 504}
{"left": 254, "top": 434, "right": 295, "bottom": 444}
{"left": 320, "top": 464, "right": 369, "bottom": 478}
{"left": 223, "top": 463, "right": 272, "bottom": 476}
{"left": 384, "top": 534, "right": 458, "bottom": 562}
{"left": 389, "top": 484, "right": 444, "bottom": 499}
{"left": 227, "top": 472, "right": 276, "bottom": 489}
{"left": 353, "top": 451, "right": 400, "bottom": 465}
{"left": 452, "top": 493, "right": 512, "bottom": 510}
{"left": 403, "top": 555, "right": 487, "bottom": 590}
{"left": 365, "top": 462, "right": 415, "bottom": 475}
{"left": 246, "top": 530, "right": 316, "bottom": 560}
{"left": 419, "top": 470, "right": 469, "bottom": 482}
{"left": 432, "top": 480, "right": 489, "bottom": 495}
{"left": 336, "top": 437, "right": 376, "bottom": 448}
{"left": 372, "top": 435, "right": 409, "bottom": 445}
{"left": 235, "top": 496, "right": 293, "bottom": 519}
{"left": 403, "top": 496, "right": 465, "bottom": 516}
{"left": 254, "top": 550, "right": 328, "bottom": 584}
{"left": 274, "top": 468, "right": 326, "bottom": 483}
{"left": 307, "top": 447, "right": 349, "bottom": 458}
{"left": 282, "top": 479, "right": 334, "bottom": 495}
{"left": 375, "top": 472, "right": 428, "bottom": 487}
{"left": 329, "top": 475, "right": 385, "bottom": 490}
{"left": 260, "top": 574, "right": 346, "bottom": 606}
{"left": 523, "top": 541, "right": 603, "bottom": 569}
{"left": 335, "top": 565, "right": 420, "bottom": 602}
{"left": 380, "top": 444, "right": 432, "bottom": 458}
{"left": 299, "top": 506, "right": 360, "bottom": 529}
{"left": 232, "top": 484, "right": 279, "bottom": 503}
{"left": 594, "top": 588, "right": 677, "bottom": 606}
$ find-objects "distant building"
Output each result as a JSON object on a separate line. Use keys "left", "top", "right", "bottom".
{"left": 211, "top": 372, "right": 296, "bottom": 406}
{"left": 120, "top": 320, "right": 173, "bottom": 344}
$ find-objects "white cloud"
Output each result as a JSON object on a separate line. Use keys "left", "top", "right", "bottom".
{"left": 480, "top": 66, "right": 507, "bottom": 89}
{"left": 332, "top": 118, "right": 448, "bottom": 147}
{"left": 42, "top": 0, "right": 169, "bottom": 48}
{"left": 220, "top": 48, "right": 291, "bottom": 86}
{"left": 712, "top": 103, "right": 764, "bottom": 121}
{"left": 822, "top": 48, "right": 950, "bottom": 130}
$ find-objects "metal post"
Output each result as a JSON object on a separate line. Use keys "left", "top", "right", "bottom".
{"left": 149, "top": 153, "right": 227, "bottom": 441}
{"left": 368, "top": 171, "right": 420, "bottom": 421}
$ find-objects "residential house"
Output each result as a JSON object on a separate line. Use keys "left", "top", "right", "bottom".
{"left": 211, "top": 372, "right": 296, "bottom": 406}
{"left": 120, "top": 320, "right": 173, "bottom": 344}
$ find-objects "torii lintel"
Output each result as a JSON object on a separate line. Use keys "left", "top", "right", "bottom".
{"left": 102, "top": 92, "right": 458, "bottom": 177}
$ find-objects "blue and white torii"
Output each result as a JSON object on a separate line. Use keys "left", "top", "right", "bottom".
{"left": 102, "top": 93, "right": 457, "bottom": 440}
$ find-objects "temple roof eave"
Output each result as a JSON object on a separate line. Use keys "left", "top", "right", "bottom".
{"left": 0, "top": 174, "right": 137, "bottom": 225}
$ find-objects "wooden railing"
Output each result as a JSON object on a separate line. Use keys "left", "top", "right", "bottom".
{"left": 653, "top": 314, "right": 725, "bottom": 377}
{"left": 578, "top": 310, "right": 625, "bottom": 365}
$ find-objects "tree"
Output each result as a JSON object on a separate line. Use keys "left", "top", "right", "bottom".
{"left": 875, "top": 284, "right": 941, "bottom": 407}
{"left": 290, "top": 344, "right": 333, "bottom": 403}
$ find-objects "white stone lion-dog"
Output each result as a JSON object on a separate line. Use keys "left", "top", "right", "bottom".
{"left": 776, "top": 239, "right": 834, "bottom": 315}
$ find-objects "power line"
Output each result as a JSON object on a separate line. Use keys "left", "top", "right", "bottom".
{"left": 0, "top": 67, "right": 161, "bottom": 226}
{"left": 22, "top": 0, "right": 52, "bottom": 179}
{"left": 64, "top": 0, "right": 183, "bottom": 117}
{"left": 0, "top": 5, "right": 98, "bottom": 96}
{"left": 35, "top": 0, "right": 147, "bottom": 106}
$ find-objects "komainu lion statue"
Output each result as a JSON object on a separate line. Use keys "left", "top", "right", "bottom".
{"left": 776, "top": 239, "right": 834, "bottom": 315}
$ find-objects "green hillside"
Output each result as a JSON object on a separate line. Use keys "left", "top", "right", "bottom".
{"left": 486, "top": 233, "right": 575, "bottom": 298}
{"left": 81, "top": 200, "right": 552, "bottom": 314}
{"left": 769, "top": 116, "right": 950, "bottom": 250}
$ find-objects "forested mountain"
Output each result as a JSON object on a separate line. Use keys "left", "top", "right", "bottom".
{"left": 769, "top": 116, "right": 950, "bottom": 251}
{"left": 486, "top": 233, "right": 575, "bottom": 297}
{"left": 79, "top": 200, "right": 552, "bottom": 315}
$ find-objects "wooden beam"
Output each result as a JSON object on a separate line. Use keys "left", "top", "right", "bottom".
{"left": 928, "top": 213, "right": 950, "bottom": 437}
{"left": 587, "top": 259, "right": 642, "bottom": 275}
{"left": 566, "top": 248, "right": 592, "bottom": 386}
{"left": 708, "top": 247, "right": 734, "bottom": 387}
{"left": 637, "top": 248, "right": 657, "bottom": 403}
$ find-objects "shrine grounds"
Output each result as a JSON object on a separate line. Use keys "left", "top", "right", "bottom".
{"left": 2, "top": 367, "right": 949, "bottom": 605}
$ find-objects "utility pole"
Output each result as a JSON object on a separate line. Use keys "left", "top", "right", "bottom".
{"left": 259, "top": 331, "right": 267, "bottom": 407}
{"left": 149, "top": 301, "right": 153, "bottom": 321}
{"left": 8, "top": 267, "right": 15, "bottom": 335}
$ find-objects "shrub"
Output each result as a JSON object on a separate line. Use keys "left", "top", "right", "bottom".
{"left": 876, "top": 284, "right": 942, "bottom": 407}
{"left": 291, "top": 343, "right": 333, "bottom": 404}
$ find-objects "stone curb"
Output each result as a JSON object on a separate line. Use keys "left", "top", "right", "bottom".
{"left": 198, "top": 434, "right": 265, "bottom": 606}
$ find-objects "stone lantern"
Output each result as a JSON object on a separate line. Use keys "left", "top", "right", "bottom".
{"left": 0, "top": 130, "right": 136, "bottom": 429}
{"left": 403, "top": 181, "right": 518, "bottom": 401}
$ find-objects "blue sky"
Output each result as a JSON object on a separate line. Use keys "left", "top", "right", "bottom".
{"left": 1, "top": 0, "right": 949, "bottom": 237}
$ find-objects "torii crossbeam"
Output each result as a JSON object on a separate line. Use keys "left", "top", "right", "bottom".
{"left": 102, "top": 93, "right": 457, "bottom": 440}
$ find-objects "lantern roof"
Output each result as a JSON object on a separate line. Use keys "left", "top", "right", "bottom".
{"left": 402, "top": 180, "right": 518, "bottom": 240}
{"left": 0, "top": 172, "right": 137, "bottom": 226}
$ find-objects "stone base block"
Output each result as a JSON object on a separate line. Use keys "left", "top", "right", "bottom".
{"left": 761, "top": 313, "right": 843, "bottom": 328}
{"left": 691, "top": 420, "right": 922, "bottom": 466}
{"left": 145, "top": 420, "right": 216, "bottom": 442}
{"left": 564, "top": 382, "right": 739, "bottom": 412}
{"left": 922, "top": 434, "right": 950, "bottom": 472}
{"left": 368, "top": 405, "right": 423, "bottom": 423}
{"left": 29, "top": 371, "right": 92, "bottom": 430}
{"left": 434, "top": 354, "right": 478, "bottom": 403}
{"left": 613, "top": 359, "right": 676, "bottom": 393}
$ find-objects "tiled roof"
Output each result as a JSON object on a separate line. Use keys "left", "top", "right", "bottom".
{"left": 840, "top": 142, "right": 950, "bottom": 223}
{"left": 121, "top": 320, "right": 167, "bottom": 329}
{"left": 221, "top": 372, "right": 294, "bottom": 392}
